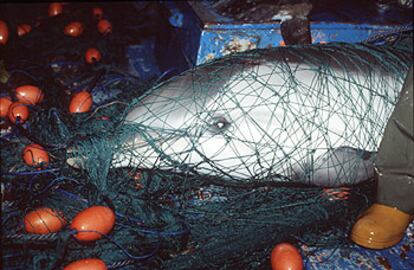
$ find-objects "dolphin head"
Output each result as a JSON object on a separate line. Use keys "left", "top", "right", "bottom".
{"left": 110, "top": 56, "right": 281, "bottom": 179}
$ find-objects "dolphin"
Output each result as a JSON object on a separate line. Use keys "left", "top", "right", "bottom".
{"left": 68, "top": 42, "right": 412, "bottom": 187}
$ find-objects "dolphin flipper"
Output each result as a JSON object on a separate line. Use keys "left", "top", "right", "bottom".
{"left": 292, "top": 147, "right": 376, "bottom": 187}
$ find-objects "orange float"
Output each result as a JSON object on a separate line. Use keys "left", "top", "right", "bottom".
{"left": 0, "top": 20, "right": 9, "bottom": 45}
{"left": 85, "top": 48, "right": 102, "bottom": 64}
{"left": 49, "top": 3, "right": 63, "bottom": 16}
{"left": 71, "top": 206, "right": 115, "bottom": 242}
{"left": 17, "top": 24, "right": 32, "bottom": 37}
{"left": 97, "top": 19, "right": 112, "bottom": 35}
{"left": 24, "top": 207, "right": 66, "bottom": 234}
{"left": 64, "top": 21, "right": 84, "bottom": 37}
{"left": 15, "top": 85, "right": 44, "bottom": 105}
{"left": 64, "top": 258, "right": 107, "bottom": 270}
{"left": 8, "top": 102, "right": 29, "bottom": 124}
{"left": 92, "top": 7, "right": 104, "bottom": 20}
{"left": 0, "top": 96, "right": 12, "bottom": 118}
{"left": 69, "top": 91, "right": 93, "bottom": 113}
{"left": 23, "top": 143, "right": 50, "bottom": 167}
{"left": 271, "top": 243, "right": 303, "bottom": 270}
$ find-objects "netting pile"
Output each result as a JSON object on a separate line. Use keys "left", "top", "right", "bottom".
{"left": 1, "top": 3, "right": 413, "bottom": 269}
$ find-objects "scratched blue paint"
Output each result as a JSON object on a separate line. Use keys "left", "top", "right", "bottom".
{"left": 162, "top": 1, "right": 411, "bottom": 66}
{"left": 197, "top": 27, "right": 281, "bottom": 64}
{"left": 196, "top": 22, "right": 401, "bottom": 65}
{"left": 127, "top": 1, "right": 410, "bottom": 85}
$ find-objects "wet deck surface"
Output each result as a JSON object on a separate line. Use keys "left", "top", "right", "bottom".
{"left": 304, "top": 221, "right": 414, "bottom": 269}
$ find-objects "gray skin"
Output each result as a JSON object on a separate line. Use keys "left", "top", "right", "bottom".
{"left": 69, "top": 43, "right": 411, "bottom": 187}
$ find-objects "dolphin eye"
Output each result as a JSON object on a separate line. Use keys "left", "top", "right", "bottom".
{"left": 215, "top": 121, "right": 227, "bottom": 129}
{"left": 208, "top": 116, "right": 231, "bottom": 134}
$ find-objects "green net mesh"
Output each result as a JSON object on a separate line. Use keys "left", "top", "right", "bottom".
{"left": 69, "top": 40, "right": 412, "bottom": 188}
{"left": 1, "top": 10, "right": 413, "bottom": 269}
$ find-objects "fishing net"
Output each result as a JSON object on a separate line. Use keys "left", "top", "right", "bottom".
{"left": 70, "top": 36, "right": 413, "bottom": 187}
{"left": 1, "top": 3, "right": 413, "bottom": 268}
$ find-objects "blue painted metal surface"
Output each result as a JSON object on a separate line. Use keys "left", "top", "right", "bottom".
{"left": 127, "top": 1, "right": 411, "bottom": 80}
{"left": 165, "top": 1, "right": 412, "bottom": 66}
{"left": 196, "top": 22, "right": 403, "bottom": 65}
